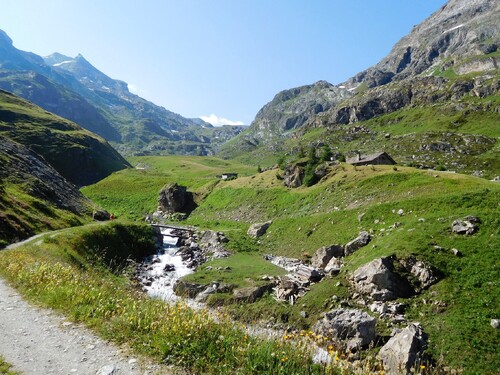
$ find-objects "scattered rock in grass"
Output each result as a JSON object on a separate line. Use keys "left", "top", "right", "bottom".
{"left": 195, "top": 282, "right": 234, "bottom": 303}
{"left": 397, "top": 209, "right": 405, "bottom": 216}
{"left": 295, "top": 264, "right": 324, "bottom": 282}
{"left": 313, "top": 308, "right": 377, "bottom": 351}
{"left": 247, "top": 221, "right": 272, "bottom": 238}
{"left": 451, "top": 248, "right": 462, "bottom": 257}
{"left": 344, "top": 231, "right": 371, "bottom": 256}
{"left": 275, "top": 277, "right": 299, "bottom": 303}
{"left": 324, "top": 257, "right": 343, "bottom": 275}
{"left": 452, "top": 216, "right": 481, "bottom": 235}
{"left": 378, "top": 323, "right": 428, "bottom": 375}
{"left": 311, "top": 244, "right": 344, "bottom": 268}
{"left": 400, "top": 256, "right": 442, "bottom": 291}
{"left": 92, "top": 209, "right": 110, "bottom": 221}
{"left": 491, "top": 319, "right": 500, "bottom": 329}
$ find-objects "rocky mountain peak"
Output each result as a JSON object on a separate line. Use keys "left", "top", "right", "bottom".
{"left": 249, "top": 80, "right": 352, "bottom": 137}
{"left": 0, "top": 29, "right": 13, "bottom": 46}
{"left": 346, "top": 0, "right": 500, "bottom": 89}
{"left": 43, "top": 52, "right": 73, "bottom": 66}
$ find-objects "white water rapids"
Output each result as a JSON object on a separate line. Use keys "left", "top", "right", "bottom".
{"left": 142, "top": 228, "right": 194, "bottom": 301}
{"left": 138, "top": 227, "right": 332, "bottom": 365}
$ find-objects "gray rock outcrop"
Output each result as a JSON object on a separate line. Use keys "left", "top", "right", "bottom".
{"left": 378, "top": 323, "right": 428, "bottom": 375}
{"left": 247, "top": 221, "right": 272, "bottom": 238}
{"left": 313, "top": 308, "right": 377, "bottom": 351}
{"left": 311, "top": 244, "right": 344, "bottom": 268}
{"left": 157, "top": 182, "right": 195, "bottom": 214}
{"left": 452, "top": 215, "right": 481, "bottom": 235}
{"left": 344, "top": 231, "right": 372, "bottom": 256}
{"left": 400, "top": 256, "right": 442, "bottom": 291}
{"left": 173, "top": 280, "right": 207, "bottom": 298}
{"left": 199, "top": 230, "right": 231, "bottom": 259}
{"left": 352, "top": 257, "right": 414, "bottom": 301}
{"left": 283, "top": 163, "right": 305, "bottom": 188}
{"left": 324, "top": 257, "right": 343, "bottom": 275}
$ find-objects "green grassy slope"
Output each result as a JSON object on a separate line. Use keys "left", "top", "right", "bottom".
{"left": 81, "top": 156, "right": 258, "bottom": 220}
{"left": 82, "top": 155, "right": 499, "bottom": 372}
{"left": 184, "top": 165, "right": 499, "bottom": 373}
{"left": 0, "top": 90, "right": 131, "bottom": 246}
{"left": 0, "top": 89, "right": 130, "bottom": 187}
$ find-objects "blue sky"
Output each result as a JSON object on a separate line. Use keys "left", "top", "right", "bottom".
{"left": 1, "top": 0, "right": 447, "bottom": 125}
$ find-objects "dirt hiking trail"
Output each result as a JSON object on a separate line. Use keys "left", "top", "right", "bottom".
{"left": 0, "top": 278, "right": 172, "bottom": 375}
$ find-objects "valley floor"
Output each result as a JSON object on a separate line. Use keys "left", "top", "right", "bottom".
{"left": 0, "top": 278, "right": 170, "bottom": 375}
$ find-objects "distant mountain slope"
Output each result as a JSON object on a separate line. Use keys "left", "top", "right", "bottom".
{"left": 0, "top": 89, "right": 130, "bottom": 186}
{"left": 346, "top": 0, "right": 500, "bottom": 89}
{"left": 220, "top": 0, "right": 500, "bottom": 177}
{"left": 218, "top": 81, "right": 351, "bottom": 157}
{"left": 0, "top": 89, "right": 134, "bottom": 246}
{"left": 0, "top": 29, "right": 241, "bottom": 156}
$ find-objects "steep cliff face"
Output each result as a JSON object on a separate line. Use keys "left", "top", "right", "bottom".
{"left": 250, "top": 81, "right": 351, "bottom": 137}
{"left": 318, "top": 75, "right": 499, "bottom": 127}
{"left": 219, "top": 81, "right": 352, "bottom": 156}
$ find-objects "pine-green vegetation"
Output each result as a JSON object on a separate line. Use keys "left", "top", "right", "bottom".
{"left": 82, "top": 155, "right": 500, "bottom": 373}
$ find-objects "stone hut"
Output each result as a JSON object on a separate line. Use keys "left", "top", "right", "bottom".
{"left": 347, "top": 151, "right": 396, "bottom": 166}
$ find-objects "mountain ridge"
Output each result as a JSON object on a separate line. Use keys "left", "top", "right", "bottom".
{"left": 219, "top": 0, "right": 499, "bottom": 177}
{"left": 0, "top": 31, "right": 243, "bottom": 156}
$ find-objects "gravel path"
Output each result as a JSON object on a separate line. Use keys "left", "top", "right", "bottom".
{"left": 0, "top": 278, "right": 171, "bottom": 375}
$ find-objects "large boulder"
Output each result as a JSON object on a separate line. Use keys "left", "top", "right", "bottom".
{"left": 452, "top": 215, "right": 481, "bottom": 235}
{"left": 313, "top": 308, "right": 377, "bottom": 351}
{"left": 247, "top": 221, "right": 272, "bottom": 238}
{"left": 378, "top": 323, "right": 428, "bottom": 374}
{"left": 157, "top": 182, "right": 195, "bottom": 214}
{"left": 233, "top": 283, "right": 274, "bottom": 303}
{"left": 283, "top": 163, "right": 305, "bottom": 188}
{"left": 344, "top": 231, "right": 371, "bottom": 256}
{"left": 352, "top": 257, "right": 414, "bottom": 301}
{"left": 311, "top": 244, "right": 344, "bottom": 268}
{"left": 92, "top": 209, "right": 110, "bottom": 221}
